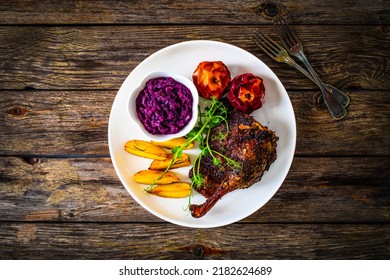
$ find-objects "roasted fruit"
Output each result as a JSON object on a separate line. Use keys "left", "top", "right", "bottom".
{"left": 133, "top": 170, "right": 180, "bottom": 185}
{"left": 192, "top": 61, "right": 231, "bottom": 99}
{"left": 228, "top": 73, "right": 265, "bottom": 114}
{"left": 124, "top": 140, "right": 168, "bottom": 160}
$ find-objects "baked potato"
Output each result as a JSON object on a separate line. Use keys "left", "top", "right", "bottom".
{"left": 124, "top": 140, "right": 168, "bottom": 160}
{"left": 149, "top": 153, "right": 190, "bottom": 170}
{"left": 148, "top": 182, "right": 191, "bottom": 198}
{"left": 133, "top": 170, "right": 180, "bottom": 185}
{"left": 151, "top": 137, "right": 194, "bottom": 150}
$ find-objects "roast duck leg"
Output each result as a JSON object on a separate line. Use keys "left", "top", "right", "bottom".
{"left": 189, "top": 110, "right": 278, "bottom": 218}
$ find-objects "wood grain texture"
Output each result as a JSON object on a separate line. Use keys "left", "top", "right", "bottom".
{"left": 0, "top": 90, "right": 113, "bottom": 156}
{"left": 0, "top": 0, "right": 389, "bottom": 25}
{"left": 0, "top": 0, "right": 389, "bottom": 260}
{"left": 1, "top": 90, "right": 389, "bottom": 156}
{"left": 1, "top": 157, "right": 389, "bottom": 223}
{"left": 0, "top": 25, "right": 389, "bottom": 90}
{"left": 0, "top": 223, "right": 388, "bottom": 259}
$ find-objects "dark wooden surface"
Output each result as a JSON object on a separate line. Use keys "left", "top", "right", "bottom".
{"left": 0, "top": 0, "right": 389, "bottom": 259}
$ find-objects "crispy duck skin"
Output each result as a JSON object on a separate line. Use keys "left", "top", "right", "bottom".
{"left": 189, "top": 110, "right": 278, "bottom": 218}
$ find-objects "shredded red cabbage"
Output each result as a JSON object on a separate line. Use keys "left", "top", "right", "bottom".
{"left": 135, "top": 77, "right": 193, "bottom": 135}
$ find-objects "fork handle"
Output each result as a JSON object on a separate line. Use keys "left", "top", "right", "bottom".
{"left": 283, "top": 58, "right": 350, "bottom": 107}
{"left": 295, "top": 52, "right": 347, "bottom": 119}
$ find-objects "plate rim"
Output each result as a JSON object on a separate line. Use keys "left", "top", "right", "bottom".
{"left": 108, "top": 39, "right": 297, "bottom": 228}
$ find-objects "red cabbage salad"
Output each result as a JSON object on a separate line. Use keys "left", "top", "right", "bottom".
{"left": 135, "top": 77, "right": 193, "bottom": 135}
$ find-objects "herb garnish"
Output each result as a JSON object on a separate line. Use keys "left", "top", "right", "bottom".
{"left": 146, "top": 98, "right": 241, "bottom": 193}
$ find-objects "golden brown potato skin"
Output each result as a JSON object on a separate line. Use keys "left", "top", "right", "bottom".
{"left": 124, "top": 140, "right": 168, "bottom": 160}
{"left": 149, "top": 153, "right": 190, "bottom": 170}
{"left": 151, "top": 137, "right": 194, "bottom": 149}
{"left": 133, "top": 170, "right": 180, "bottom": 185}
{"left": 148, "top": 182, "right": 191, "bottom": 198}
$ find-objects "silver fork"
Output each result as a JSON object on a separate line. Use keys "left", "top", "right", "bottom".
{"left": 252, "top": 30, "right": 350, "bottom": 108}
{"left": 273, "top": 16, "right": 348, "bottom": 119}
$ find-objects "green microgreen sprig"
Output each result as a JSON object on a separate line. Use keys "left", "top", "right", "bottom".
{"left": 146, "top": 98, "right": 241, "bottom": 193}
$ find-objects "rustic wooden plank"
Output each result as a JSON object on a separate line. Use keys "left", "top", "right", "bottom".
{"left": 0, "top": 0, "right": 387, "bottom": 264}
{"left": 0, "top": 25, "right": 389, "bottom": 90}
{"left": 1, "top": 90, "right": 389, "bottom": 156}
{"left": 0, "top": 90, "right": 113, "bottom": 156}
{"left": 1, "top": 157, "right": 389, "bottom": 223}
{"left": 292, "top": 90, "right": 390, "bottom": 157}
{"left": 0, "top": 222, "right": 388, "bottom": 259}
{"left": 0, "top": 0, "right": 388, "bottom": 25}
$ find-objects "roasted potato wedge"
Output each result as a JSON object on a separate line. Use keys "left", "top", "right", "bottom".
{"left": 149, "top": 153, "right": 190, "bottom": 170}
{"left": 152, "top": 137, "right": 194, "bottom": 150}
{"left": 148, "top": 182, "right": 191, "bottom": 198}
{"left": 124, "top": 140, "right": 168, "bottom": 160}
{"left": 133, "top": 170, "right": 180, "bottom": 185}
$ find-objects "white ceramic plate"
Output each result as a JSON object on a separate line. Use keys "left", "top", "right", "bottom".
{"left": 108, "top": 40, "right": 296, "bottom": 228}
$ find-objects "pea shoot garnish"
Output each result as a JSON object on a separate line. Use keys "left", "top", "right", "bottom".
{"left": 146, "top": 98, "right": 241, "bottom": 193}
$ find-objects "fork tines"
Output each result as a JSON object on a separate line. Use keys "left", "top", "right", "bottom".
{"left": 273, "top": 16, "right": 301, "bottom": 48}
{"left": 251, "top": 30, "right": 282, "bottom": 59}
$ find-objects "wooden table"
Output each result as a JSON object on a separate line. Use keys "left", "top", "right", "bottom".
{"left": 0, "top": 0, "right": 389, "bottom": 259}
